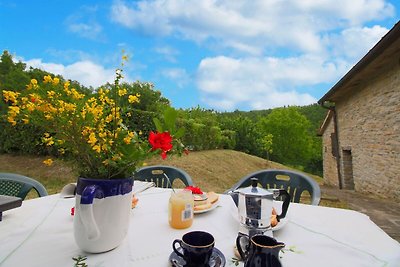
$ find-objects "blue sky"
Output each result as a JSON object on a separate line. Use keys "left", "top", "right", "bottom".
{"left": 1, "top": 0, "right": 399, "bottom": 111}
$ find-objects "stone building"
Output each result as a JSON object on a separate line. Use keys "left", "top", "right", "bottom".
{"left": 318, "top": 22, "right": 400, "bottom": 200}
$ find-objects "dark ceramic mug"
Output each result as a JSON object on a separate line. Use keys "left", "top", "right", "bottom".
{"left": 237, "top": 234, "right": 285, "bottom": 267}
{"left": 173, "top": 231, "right": 215, "bottom": 266}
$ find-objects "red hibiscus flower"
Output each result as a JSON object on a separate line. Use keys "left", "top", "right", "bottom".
{"left": 148, "top": 131, "right": 173, "bottom": 159}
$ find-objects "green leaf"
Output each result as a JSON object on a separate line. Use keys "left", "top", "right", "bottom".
{"left": 153, "top": 118, "right": 163, "bottom": 132}
{"left": 174, "top": 127, "right": 185, "bottom": 139}
{"left": 163, "top": 107, "right": 177, "bottom": 132}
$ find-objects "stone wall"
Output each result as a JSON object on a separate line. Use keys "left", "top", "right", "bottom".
{"left": 321, "top": 114, "right": 340, "bottom": 187}
{"left": 335, "top": 63, "right": 400, "bottom": 200}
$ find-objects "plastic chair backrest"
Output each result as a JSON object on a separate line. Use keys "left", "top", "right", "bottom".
{"left": 227, "top": 169, "right": 321, "bottom": 205}
{"left": 0, "top": 173, "right": 48, "bottom": 200}
{"left": 133, "top": 165, "right": 193, "bottom": 188}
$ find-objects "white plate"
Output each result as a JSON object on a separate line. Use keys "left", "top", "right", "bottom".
{"left": 194, "top": 201, "right": 219, "bottom": 214}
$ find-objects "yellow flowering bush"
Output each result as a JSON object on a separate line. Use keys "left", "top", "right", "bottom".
{"left": 2, "top": 60, "right": 185, "bottom": 179}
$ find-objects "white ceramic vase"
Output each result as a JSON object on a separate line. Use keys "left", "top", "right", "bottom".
{"left": 73, "top": 177, "right": 133, "bottom": 253}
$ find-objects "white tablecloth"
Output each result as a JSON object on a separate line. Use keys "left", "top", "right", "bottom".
{"left": 0, "top": 182, "right": 399, "bottom": 267}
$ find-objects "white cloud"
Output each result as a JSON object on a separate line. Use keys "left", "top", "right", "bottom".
{"left": 196, "top": 55, "right": 350, "bottom": 110}
{"left": 25, "top": 59, "right": 115, "bottom": 88}
{"left": 65, "top": 5, "right": 104, "bottom": 40}
{"left": 110, "top": 0, "right": 172, "bottom": 35}
{"left": 110, "top": 0, "right": 394, "bottom": 55}
{"left": 327, "top": 25, "right": 389, "bottom": 60}
{"left": 161, "top": 68, "right": 190, "bottom": 88}
{"left": 68, "top": 22, "right": 103, "bottom": 40}
{"left": 154, "top": 46, "right": 179, "bottom": 62}
{"left": 296, "top": 0, "right": 395, "bottom": 26}
{"left": 109, "top": 0, "right": 394, "bottom": 110}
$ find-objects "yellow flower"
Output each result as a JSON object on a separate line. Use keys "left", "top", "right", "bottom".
{"left": 43, "top": 75, "right": 52, "bottom": 83}
{"left": 6, "top": 106, "right": 20, "bottom": 126}
{"left": 57, "top": 139, "right": 65, "bottom": 145}
{"left": 101, "top": 143, "right": 108, "bottom": 151}
{"left": 44, "top": 114, "right": 53, "bottom": 120}
{"left": 46, "top": 140, "right": 54, "bottom": 146}
{"left": 8, "top": 106, "right": 20, "bottom": 115}
{"left": 123, "top": 131, "right": 135, "bottom": 144}
{"left": 64, "top": 81, "right": 70, "bottom": 89}
{"left": 92, "top": 145, "right": 101, "bottom": 153}
{"left": 3, "top": 90, "right": 20, "bottom": 104}
{"left": 71, "top": 88, "right": 85, "bottom": 99}
{"left": 112, "top": 154, "right": 122, "bottom": 161}
{"left": 52, "top": 77, "right": 60, "bottom": 85}
{"left": 43, "top": 158, "right": 53, "bottom": 166}
{"left": 98, "top": 132, "right": 107, "bottom": 138}
{"left": 26, "top": 79, "right": 38, "bottom": 90}
{"left": 88, "top": 132, "right": 97, "bottom": 145}
{"left": 118, "top": 88, "right": 127, "bottom": 96}
{"left": 82, "top": 127, "right": 93, "bottom": 136}
{"left": 42, "top": 134, "right": 54, "bottom": 146}
{"left": 47, "top": 90, "right": 56, "bottom": 98}
{"left": 105, "top": 114, "right": 113, "bottom": 123}
{"left": 7, "top": 117, "right": 17, "bottom": 126}
{"left": 64, "top": 102, "right": 77, "bottom": 111}
{"left": 26, "top": 103, "right": 35, "bottom": 112}
{"left": 128, "top": 94, "right": 140, "bottom": 104}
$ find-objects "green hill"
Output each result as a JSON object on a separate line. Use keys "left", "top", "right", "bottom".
{"left": 0, "top": 149, "right": 322, "bottom": 195}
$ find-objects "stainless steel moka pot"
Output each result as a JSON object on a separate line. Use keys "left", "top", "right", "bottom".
{"left": 232, "top": 178, "right": 290, "bottom": 239}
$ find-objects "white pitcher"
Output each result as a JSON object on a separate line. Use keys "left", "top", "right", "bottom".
{"left": 73, "top": 177, "right": 133, "bottom": 253}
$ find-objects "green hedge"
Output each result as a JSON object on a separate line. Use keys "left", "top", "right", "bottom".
{"left": 0, "top": 120, "right": 47, "bottom": 155}
{"left": 124, "top": 109, "right": 159, "bottom": 138}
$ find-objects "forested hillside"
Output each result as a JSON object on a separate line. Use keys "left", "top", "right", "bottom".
{"left": 0, "top": 50, "right": 327, "bottom": 175}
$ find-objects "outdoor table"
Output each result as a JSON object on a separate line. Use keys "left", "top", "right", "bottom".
{"left": 0, "top": 182, "right": 399, "bottom": 266}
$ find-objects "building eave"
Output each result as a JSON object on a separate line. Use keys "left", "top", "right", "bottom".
{"left": 317, "top": 109, "right": 333, "bottom": 136}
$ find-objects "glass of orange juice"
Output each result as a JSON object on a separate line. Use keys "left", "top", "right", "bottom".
{"left": 168, "top": 189, "right": 194, "bottom": 229}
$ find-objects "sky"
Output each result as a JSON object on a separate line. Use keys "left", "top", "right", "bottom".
{"left": 0, "top": 0, "right": 399, "bottom": 111}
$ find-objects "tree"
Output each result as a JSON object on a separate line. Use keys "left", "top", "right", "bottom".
{"left": 258, "top": 107, "right": 313, "bottom": 167}
{"left": 0, "top": 50, "right": 30, "bottom": 93}
{"left": 219, "top": 115, "right": 263, "bottom": 155}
